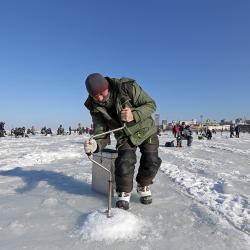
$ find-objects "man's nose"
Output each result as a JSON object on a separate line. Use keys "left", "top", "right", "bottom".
{"left": 97, "top": 95, "right": 103, "bottom": 102}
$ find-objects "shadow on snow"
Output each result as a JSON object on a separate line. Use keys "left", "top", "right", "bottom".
{"left": 0, "top": 167, "right": 93, "bottom": 196}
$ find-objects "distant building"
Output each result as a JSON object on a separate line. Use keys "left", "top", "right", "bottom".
{"left": 207, "top": 124, "right": 230, "bottom": 131}
{"left": 180, "top": 120, "right": 197, "bottom": 125}
{"left": 191, "top": 119, "right": 197, "bottom": 125}
{"left": 154, "top": 113, "right": 160, "bottom": 128}
{"left": 220, "top": 119, "right": 231, "bottom": 125}
{"left": 162, "top": 120, "right": 168, "bottom": 130}
{"left": 235, "top": 118, "right": 245, "bottom": 124}
{"left": 204, "top": 119, "right": 219, "bottom": 126}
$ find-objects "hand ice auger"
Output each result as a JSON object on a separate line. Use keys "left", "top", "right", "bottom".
{"left": 87, "top": 124, "right": 126, "bottom": 218}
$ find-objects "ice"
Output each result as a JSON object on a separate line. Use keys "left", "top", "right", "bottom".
{"left": 0, "top": 133, "right": 250, "bottom": 249}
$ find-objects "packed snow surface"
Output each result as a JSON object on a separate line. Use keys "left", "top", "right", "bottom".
{"left": 0, "top": 132, "right": 249, "bottom": 249}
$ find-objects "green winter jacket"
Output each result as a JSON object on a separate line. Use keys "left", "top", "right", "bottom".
{"left": 84, "top": 77, "right": 157, "bottom": 150}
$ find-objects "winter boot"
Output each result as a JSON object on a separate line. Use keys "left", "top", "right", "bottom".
{"left": 137, "top": 184, "right": 152, "bottom": 205}
{"left": 116, "top": 192, "right": 131, "bottom": 210}
{"left": 176, "top": 136, "right": 182, "bottom": 147}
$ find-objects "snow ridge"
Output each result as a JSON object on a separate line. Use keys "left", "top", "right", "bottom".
{"left": 160, "top": 163, "right": 250, "bottom": 235}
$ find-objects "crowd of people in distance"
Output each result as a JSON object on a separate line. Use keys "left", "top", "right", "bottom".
{"left": 0, "top": 120, "right": 243, "bottom": 142}
{"left": 171, "top": 121, "right": 193, "bottom": 147}
{"left": 0, "top": 121, "right": 94, "bottom": 138}
{"left": 168, "top": 121, "right": 242, "bottom": 148}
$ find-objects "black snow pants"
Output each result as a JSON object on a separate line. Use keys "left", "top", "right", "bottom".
{"left": 115, "top": 133, "right": 162, "bottom": 193}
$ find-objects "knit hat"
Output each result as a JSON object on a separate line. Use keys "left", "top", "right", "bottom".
{"left": 85, "top": 73, "right": 109, "bottom": 97}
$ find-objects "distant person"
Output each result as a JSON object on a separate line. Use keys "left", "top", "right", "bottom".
{"left": 31, "top": 125, "right": 36, "bottom": 135}
{"left": 88, "top": 127, "right": 94, "bottom": 135}
{"left": 45, "top": 128, "right": 52, "bottom": 136}
{"left": 41, "top": 126, "right": 46, "bottom": 134}
{"left": 0, "top": 121, "right": 6, "bottom": 137}
{"left": 172, "top": 122, "right": 179, "bottom": 138}
{"left": 183, "top": 125, "right": 193, "bottom": 146}
{"left": 206, "top": 128, "right": 212, "bottom": 140}
{"left": 14, "top": 127, "right": 25, "bottom": 137}
{"left": 69, "top": 126, "right": 72, "bottom": 135}
{"left": 235, "top": 125, "right": 240, "bottom": 138}
{"left": 230, "top": 124, "right": 235, "bottom": 138}
{"left": 77, "top": 124, "right": 82, "bottom": 135}
{"left": 83, "top": 73, "right": 162, "bottom": 210}
{"left": 82, "top": 127, "right": 86, "bottom": 134}
{"left": 176, "top": 122, "right": 185, "bottom": 147}
{"left": 57, "top": 125, "right": 64, "bottom": 135}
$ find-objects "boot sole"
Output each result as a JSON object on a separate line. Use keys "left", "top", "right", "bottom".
{"left": 116, "top": 200, "right": 129, "bottom": 210}
{"left": 140, "top": 196, "right": 152, "bottom": 205}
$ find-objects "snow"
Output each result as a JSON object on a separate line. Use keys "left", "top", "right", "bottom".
{"left": 0, "top": 133, "right": 250, "bottom": 249}
{"left": 80, "top": 208, "right": 150, "bottom": 243}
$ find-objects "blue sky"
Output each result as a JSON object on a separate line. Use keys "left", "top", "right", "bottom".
{"left": 0, "top": 0, "right": 249, "bottom": 129}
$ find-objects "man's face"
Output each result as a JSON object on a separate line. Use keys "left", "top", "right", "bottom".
{"left": 92, "top": 88, "right": 109, "bottom": 103}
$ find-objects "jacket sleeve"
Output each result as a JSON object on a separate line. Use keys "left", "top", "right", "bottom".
{"left": 91, "top": 111, "right": 111, "bottom": 152}
{"left": 130, "top": 82, "right": 156, "bottom": 123}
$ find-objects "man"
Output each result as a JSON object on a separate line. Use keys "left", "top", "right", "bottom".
{"left": 83, "top": 73, "right": 162, "bottom": 210}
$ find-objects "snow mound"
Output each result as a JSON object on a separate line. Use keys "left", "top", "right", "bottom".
{"left": 80, "top": 208, "right": 149, "bottom": 243}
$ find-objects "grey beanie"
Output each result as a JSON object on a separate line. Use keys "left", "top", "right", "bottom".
{"left": 85, "top": 73, "right": 109, "bottom": 97}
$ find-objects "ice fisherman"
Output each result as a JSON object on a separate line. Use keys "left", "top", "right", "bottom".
{"left": 83, "top": 73, "right": 162, "bottom": 210}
